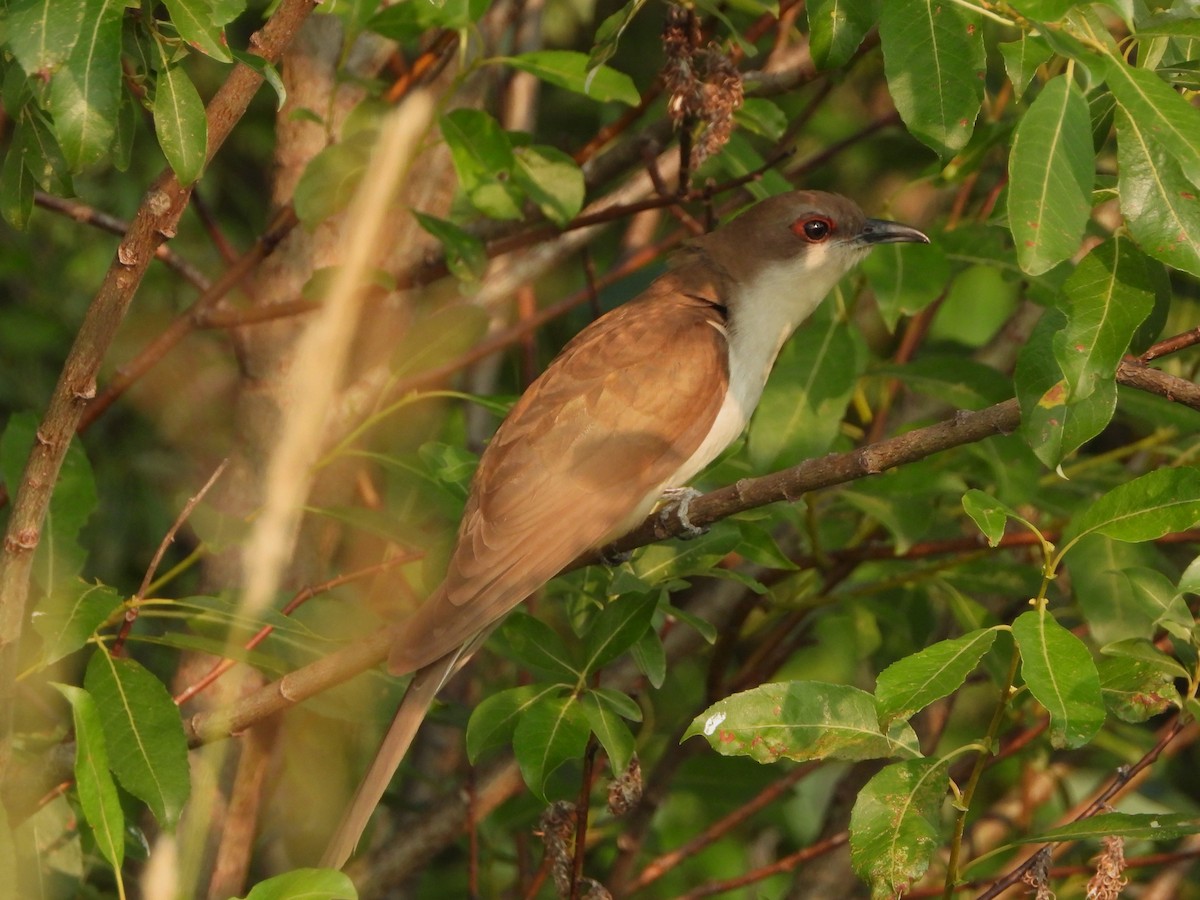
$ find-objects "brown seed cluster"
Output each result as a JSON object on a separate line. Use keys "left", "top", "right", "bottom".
{"left": 661, "top": 4, "right": 744, "bottom": 167}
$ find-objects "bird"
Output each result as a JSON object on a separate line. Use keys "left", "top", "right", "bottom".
{"left": 321, "top": 190, "right": 929, "bottom": 867}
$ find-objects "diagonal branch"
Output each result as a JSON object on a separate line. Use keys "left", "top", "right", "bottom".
{"left": 0, "top": 0, "right": 319, "bottom": 764}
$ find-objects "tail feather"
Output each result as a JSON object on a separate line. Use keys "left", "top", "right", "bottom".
{"left": 320, "top": 651, "right": 458, "bottom": 869}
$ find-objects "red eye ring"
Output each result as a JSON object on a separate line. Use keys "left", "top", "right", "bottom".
{"left": 792, "top": 216, "right": 834, "bottom": 243}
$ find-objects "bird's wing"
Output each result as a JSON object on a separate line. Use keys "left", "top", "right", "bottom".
{"left": 388, "top": 277, "right": 730, "bottom": 674}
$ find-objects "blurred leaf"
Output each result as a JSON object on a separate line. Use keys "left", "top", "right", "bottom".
{"left": 232, "top": 51, "right": 286, "bottom": 111}
{"left": 1019, "top": 813, "right": 1200, "bottom": 843}
{"left": 151, "top": 38, "right": 208, "bottom": 185}
{"left": 440, "top": 109, "right": 522, "bottom": 220}
{"left": 748, "top": 312, "right": 863, "bottom": 471}
{"left": 709, "top": 131, "right": 793, "bottom": 201}
{"left": 412, "top": 211, "right": 488, "bottom": 283}
{"left": 503, "top": 51, "right": 639, "bottom": 105}
{"left": 32, "top": 580, "right": 122, "bottom": 667}
{"left": 588, "top": 0, "right": 648, "bottom": 70}
{"left": 1115, "top": 106, "right": 1200, "bottom": 277}
{"left": 5, "top": 0, "right": 86, "bottom": 75}
{"left": 1053, "top": 236, "right": 1156, "bottom": 400}
{"left": 366, "top": 0, "right": 485, "bottom": 38}
{"left": 161, "top": 0, "right": 231, "bottom": 62}
{"left": 632, "top": 527, "right": 740, "bottom": 585}
{"left": 294, "top": 131, "right": 375, "bottom": 227}
{"left": 631, "top": 628, "right": 666, "bottom": 688}
{"left": 862, "top": 239, "right": 948, "bottom": 330}
{"left": 1012, "top": 609, "right": 1105, "bottom": 748}
{"left": 0, "top": 131, "right": 36, "bottom": 228}
{"left": 684, "top": 682, "right": 921, "bottom": 764}
{"left": 1101, "top": 52, "right": 1200, "bottom": 187}
{"left": 1097, "top": 656, "right": 1178, "bottom": 723}
{"left": 807, "top": 0, "right": 879, "bottom": 70}
{"left": 999, "top": 35, "right": 1054, "bottom": 101}
{"left": 512, "top": 145, "right": 584, "bottom": 226}
{"left": 512, "top": 693, "right": 590, "bottom": 800}
{"left": 879, "top": 0, "right": 984, "bottom": 158}
{"left": 466, "top": 683, "right": 562, "bottom": 761}
{"left": 849, "top": 757, "right": 949, "bottom": 899}
{"left": 734, "top": 98, "right": 788, "bottom": 141}
{"left": 84, "top": 649, "right": 190, "bottom": 828}
{"left": 1008, "top": 75, "right": 1094, "bottom": 276}
{"left": 1009, "top": 0, "right": 1080, "bottom": 19}
{"left": 53, "top": 684, "right": 124, "bottom": 872}
{"left": 928, "top": 265, "right": 1018, "bottom": 347}
{"left": 583, "top": 592, "right": 657, "bottom": 674}
{"left": 497, "top": 613, "right": 579, "bottom": 680}
{"left": 874, "top": 356, "right": 1011, "bottom": 410}
{"left": 239, "top": 869, "right": 358, "bottom": 900}
{"left": 1068, "top": 536, "right": 1161, "bottom": 645}
{"left": 588, "top": 687, "right": 642, "bottom": 722}
{"left": 46, "top": 0, "right": 123, "bottom": 171}
{"left": 1062, "top": 467, "right": 1200, "bottom": 549}
{"left": 580, "top": 692, "right": 635, "bottom": 772}
{"left": 877, "top": 628, "right": 997, "bottom": 725}
{"left": 1100, "top": 637, "right": 1190, "bottom": 679}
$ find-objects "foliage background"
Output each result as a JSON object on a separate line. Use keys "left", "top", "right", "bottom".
{"left": 1, "top": 0, "right": 1200, "bottom": 897}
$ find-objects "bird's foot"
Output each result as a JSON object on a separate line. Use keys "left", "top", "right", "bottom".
{"left": 598, "top": 545, "right": 633, "bottom": 566}
{"left": 659, "top": 487, "right": 707, "bottom": 539}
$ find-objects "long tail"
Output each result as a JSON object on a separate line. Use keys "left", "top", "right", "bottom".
{"left": 320, "top": 650, "right": 459, "bottom": 869}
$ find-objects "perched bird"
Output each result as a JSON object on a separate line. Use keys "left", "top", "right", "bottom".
{"left": 322, "top": 190, "right": 929, "bottom": 866}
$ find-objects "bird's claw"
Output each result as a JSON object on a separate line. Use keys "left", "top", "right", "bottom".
{"left": 659, "top": 487, "right": 707, "bottom": 539}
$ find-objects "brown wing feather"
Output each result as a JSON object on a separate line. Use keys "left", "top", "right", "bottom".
{"left": 388, "top": 273, "right": 730, "bottom": 673}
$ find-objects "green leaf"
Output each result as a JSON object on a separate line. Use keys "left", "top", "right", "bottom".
{"left": 232, "top": 51, "right": 286, "bottom": 111}
{"left": 512, "top": 693, "right": 591, "bottom": 800}
{"left": 1008, "top": 75, "right": 1094, "bottom": 276}
{"left": 632, "top": 527, "right": 740, "bottom": 585}
{"left": 1101, "top": 52, "right": 1200, "bottom": 188}
{"left": 32, "top": 580, "right": 122, "bottom": 666}
{"left": 366, "top": 0, "right": 486, "bottom": 40}
{"left": 861, "top": 239, "right": 949, "bottom": 330}
{"left": 999, "top": 35, "right": 1054, "bottom": 101}
{"left": 1011, "top": 609, "right": 1105, "bottom": 749}
{"left": 1009, "top": 0, "right": 1081, "bottom": 19}
{"left": 580, "top": 692, "right": 635, "bottom": 773}
{"left": 239, "top": 868, "right": 358, "bottom": 900}
{"left": 962, "top": 491, "right": 1016, "bottom": 547}
{"left": 46, "top": 0, "right": 123, "bottom": 171}
{"left": 497, "top": 613, "right": 579, "bottom": 680}
{"left": 748, "top": 312, "right": 863, "bottom": 471}
{"left": 1052, "top": 236, "right": 1157, "bottom": 399}
{"left": 502, "top": 51, "right": 639, "bottom": 106}
{"left": 1019, "top": 812, "right": 1200, "bottom": 843}
{"left": 1068, "top": 536, "right": 1162, "bottom": 645}
{"left": 631, "top": 628, "right": 666, "bottom": 688}
{"left": 413, "top": 211, "right": 488, "bottom": 282}
{"left": 684, "top": 681, "right": 921, "bottom": 764}
{"left": 53, "top": 684, "right": 124, "bottom": 872}
{"left": 1015, "top": 308, "right": 1117, "bottom": 468}
{"left": 587, "top": 686, "right": 642, "bottom": 722}
{"left": 5, "top": 0, "right": 86, "bottom": 75}
{"left": 849, "top": 758, "right": 949, "bottom": 899}
{"left": 1097, "top": 656, "right": 1178, "bottom": 723}
{"left": 0, "top": 130, "right": 36, "bottom": 228}
{"left": 879, "top": 0, "right": 985, "bottom": 158}
{"left": 83, "top": 648, "right": 190, "bottom": 827}
{"left": 733, "top": 98, "right": 788, "bottom": 141}
{"left": 1115, "top": 106, "right": 1200, "bottom": 277}
{"left": 588, "top": 0, "right": 649, "bottom": 70}
{"left": 1062, "top": 467, "right": 1200, "bottom": 549}
{"left": 160, "top": 0, "right": 232, "bottom": 62}
{"left": 440, "top": 109, "right": 522, "bottom": 220}
{"left": 293, "top": 131, "right": 375, "bottom": 227}
{"left": 152, "top": 39, "right": 208, "bottom": 184}
{"left": 1100, "top": 637, "right": 1190, "bottom": 680}
{"left": 807, "top": 0, "right": 879, "bottom": 70}
{"left": 511, "top": 145, "right": 584, "bottom": 227}
{"left": 876, "top": 356, "right": 1011, "bottom": 410}
{"left": 876, "top": 629, "right": 998, "bottom": 724}
{"left": 466, "top": 683, "right": 563, "bottom": 762}
{"left": 583, "top": 592, "right": 658, "bottom": 674}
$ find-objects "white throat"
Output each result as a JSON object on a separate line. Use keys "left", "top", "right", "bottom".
{"left": 668, "top": 244, "right": 861, "bottom": 486}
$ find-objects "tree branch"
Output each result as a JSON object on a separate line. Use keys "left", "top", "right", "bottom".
{"left": 0, "top": 0, "right": 318, "bottom": 767}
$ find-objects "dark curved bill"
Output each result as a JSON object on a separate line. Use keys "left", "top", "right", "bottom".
{"left": 858, "top": 218, "right": 930, "bottom": 245}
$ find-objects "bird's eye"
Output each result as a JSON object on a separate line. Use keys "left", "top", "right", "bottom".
{"left": 793, "top": 216, "right": 833, "bottom": 242}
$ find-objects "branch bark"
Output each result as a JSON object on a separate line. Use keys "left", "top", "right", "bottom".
{"left": 0, "top": 0, "right": 318, "bottom": 770}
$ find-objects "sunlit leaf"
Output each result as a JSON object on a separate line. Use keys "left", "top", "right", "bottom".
{"left": 512, "top": 145, "right": 585, "bottom": 227}
{"left": 876, "top": 629, "right": 998, "bottom": 724}
{"left": 152, "top": 38, "right": 208, "bottom": 184}
{"left": 503, "top": 51, "right": 639, "bottom": 105}
{"left": 160, "top": 0, "right": 231, "bottom": 62}
{"left": 1012, "top": 609, "right": 1105, "bottom": 748}
{"left": 1062, "top": 467, "right": 1200, "bottom": 549}
{"left": 239, "top": 868, "right": 359, "bottom": 900}
{"left": 807, "top": 0, "right": 880, "bottom": 71}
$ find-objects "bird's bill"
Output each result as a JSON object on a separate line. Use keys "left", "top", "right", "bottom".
{"left": 857, "top": 219, "right": 930, "bottom": 245}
